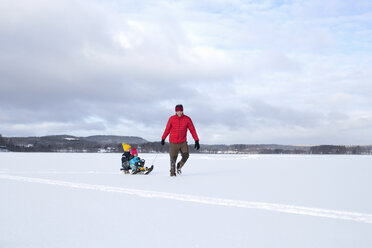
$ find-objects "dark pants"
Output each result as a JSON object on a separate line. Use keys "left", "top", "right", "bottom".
{"left": 121, "top": 152, "right": 131, "bottom": 171}
{"left": 169, "top": 142, "right": 189, "bottom": 170}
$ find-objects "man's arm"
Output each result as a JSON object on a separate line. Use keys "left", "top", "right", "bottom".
{"left": 187, "top": 117, "right": 199, "bottom": 141}
{"left": 162, "top": 117, "right": 172, "bottom": 140}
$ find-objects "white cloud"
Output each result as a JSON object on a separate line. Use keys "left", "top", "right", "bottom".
{"left": 1, "top": 0, "right": 372, "bottom": 144}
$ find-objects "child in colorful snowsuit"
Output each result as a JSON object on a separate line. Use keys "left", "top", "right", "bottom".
{"left": 129, "top": 147, "right": 144, "bottom": 174}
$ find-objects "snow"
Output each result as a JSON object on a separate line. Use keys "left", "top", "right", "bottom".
{"left": 1, "top": 153, "right": 372, "bottom": 248}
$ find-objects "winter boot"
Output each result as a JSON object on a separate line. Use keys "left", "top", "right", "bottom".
{"left": 170, "top": 166, "right": 176, "bottom": 177}
{"left": 176, "top": 162, "right": 183, "bottom": 175}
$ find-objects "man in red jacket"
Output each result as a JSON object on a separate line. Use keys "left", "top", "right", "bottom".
{"left": 161, "top": 104, "right": 200, "bottom": 176}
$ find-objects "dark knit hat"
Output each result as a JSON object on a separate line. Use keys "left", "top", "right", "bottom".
{"left": 175, "top": 104, "right": 183, "bottom": 112}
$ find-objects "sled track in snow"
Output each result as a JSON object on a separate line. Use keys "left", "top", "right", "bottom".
{"left": 1, "top": 174, "right": 372, "bottom": 224}
{"left": 0, "top": 170, "right": 119, "bottom": 175}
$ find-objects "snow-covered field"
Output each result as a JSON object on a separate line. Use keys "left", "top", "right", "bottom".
{"left": 1, "top": 153, "right": 372, "bottom": 248}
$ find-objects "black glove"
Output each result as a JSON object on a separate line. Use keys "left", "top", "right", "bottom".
{"left": 195, "top": 140, "right": 200, "bottom": 150}
{"left": 161, "top": 139, "right": 165, "bottom": 146}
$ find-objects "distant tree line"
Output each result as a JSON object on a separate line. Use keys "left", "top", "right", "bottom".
{"left": 0, "top": 134, "right": 371, "bottom": 154}
{"left": 309, "top": 145, "right": 370, "bottom": 155}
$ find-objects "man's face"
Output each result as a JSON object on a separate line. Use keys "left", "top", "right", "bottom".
{"left": 176, "top": 111, "right": 183, "bottom": 117}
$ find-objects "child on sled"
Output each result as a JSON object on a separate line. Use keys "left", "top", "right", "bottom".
{"left": 121, "top": 143, "right": 132, "bottom": 174}
{"left": 121, "top": 143, "right": 153, "bottom": 174}
{"left": 129, "top": 147, "right": 145, "bottom": 174}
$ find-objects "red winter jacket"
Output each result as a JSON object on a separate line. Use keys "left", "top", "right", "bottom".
{"left": 162, "top": 114, "right": 199, "bottom": 144}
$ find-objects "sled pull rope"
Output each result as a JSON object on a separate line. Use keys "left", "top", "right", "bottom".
{"left": 151, "top": 153, "right": 159, "bottom": 165}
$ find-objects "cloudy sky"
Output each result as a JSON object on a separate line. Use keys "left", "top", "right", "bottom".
{"left": 1, "top": 0, "right": 372, "bottom": 145}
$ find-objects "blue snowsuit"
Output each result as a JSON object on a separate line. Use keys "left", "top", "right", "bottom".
{"left": 130, "top": 156, "right": 141, "bottom": 172}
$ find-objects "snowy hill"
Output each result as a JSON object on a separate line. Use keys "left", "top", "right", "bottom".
{"left": 82, "top": 135, "right": 148, "bottom": 145}
{"left": 8, "top": 135, "right": 148, "bottom": 145}
{"left": 2, "top": 135, "right": 148, "bottom": 152}
{"left": 1, "top": 153, "right": 372, "bottom": 248}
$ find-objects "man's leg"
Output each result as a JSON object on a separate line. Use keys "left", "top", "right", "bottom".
{"left": 177, "top": 142, "right": 189, "bottom": 174}
{"left": 169, "top": 142, "right": 179, "bottom": 176}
